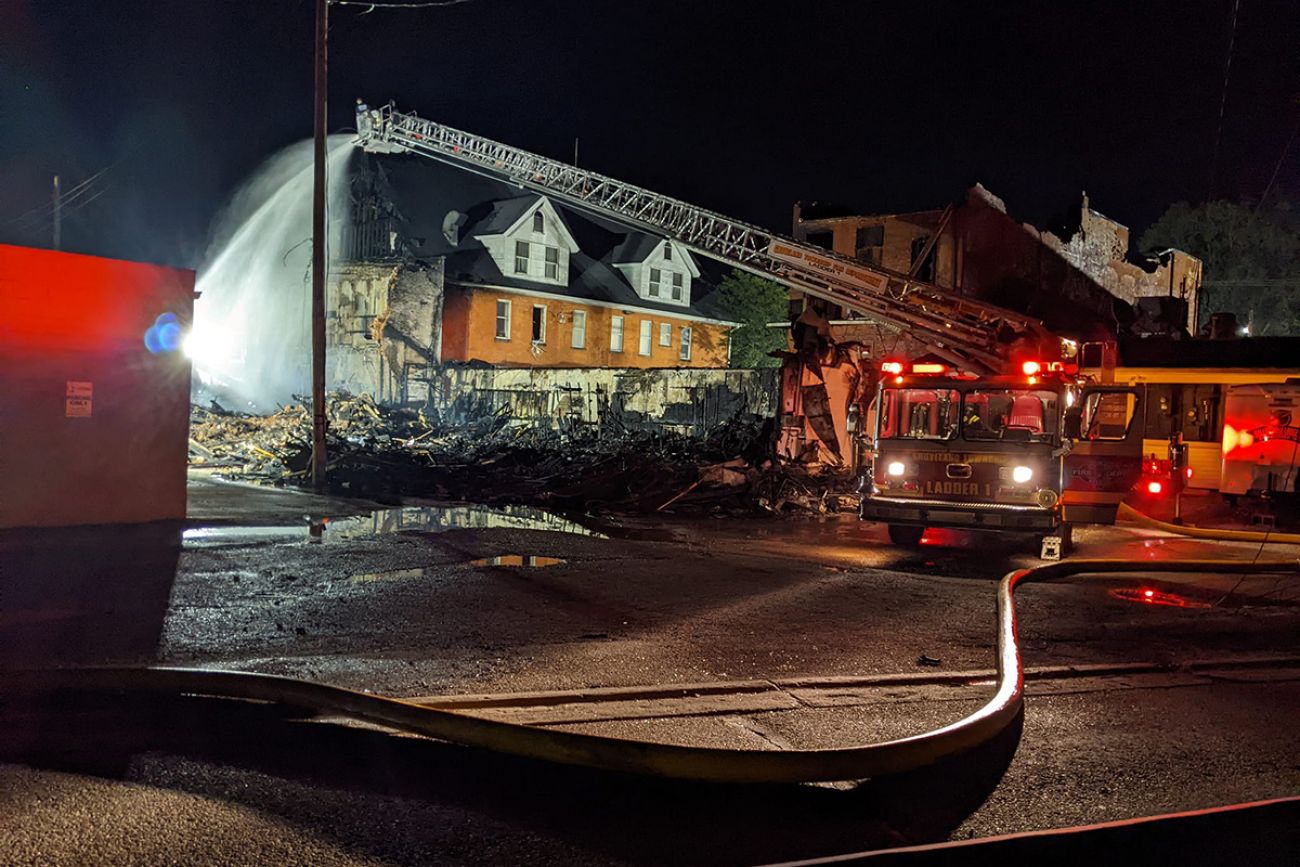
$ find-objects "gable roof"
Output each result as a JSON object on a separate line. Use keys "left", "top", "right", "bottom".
{"left": 607, "top": 235, "right": 701, "bottom": 277}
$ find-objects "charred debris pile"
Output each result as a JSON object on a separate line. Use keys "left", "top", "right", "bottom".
{"left": 189, "top": 393, "right": 860, "bottom": 516}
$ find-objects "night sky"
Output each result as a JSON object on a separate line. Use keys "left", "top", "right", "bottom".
{"left": 2, "top": 0, "right": 1297, "bottom": 269}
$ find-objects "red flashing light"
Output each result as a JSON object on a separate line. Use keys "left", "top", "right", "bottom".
{"left": 1143, "top": 589, "right": 1154, "bottom": 598}
{"left": 1185, "top": 467, "right": 1194, "bottom": 480}
{"left": 912, "top": 362, "right": 947, "bottom": 374}
{"left": 1021, "top": 360, "right": 1042, "bottom": 376}
{"left": 1147, "top": 480, "right": 1163, "bottom": 495}
{"left": 880, "top": 361, "right": 904, "bottom": 375}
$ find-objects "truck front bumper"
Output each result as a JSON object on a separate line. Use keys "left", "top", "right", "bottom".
{"left": 861, "top": 496, "right": 1059, "bottom": 532}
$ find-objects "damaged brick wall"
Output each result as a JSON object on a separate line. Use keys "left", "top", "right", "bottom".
{"left": 423, "top": 366, "right": 779, "bottom": 437}
{"left": 327, "top": 260, "right": 445, "bottom": 404}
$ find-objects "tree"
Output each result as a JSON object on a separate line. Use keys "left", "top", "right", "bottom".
{"left": 711, "top": 269, "right": 789, "bottom": 368}
{"left": 1140, "top": 200, "right": 1300, "bottom": 334}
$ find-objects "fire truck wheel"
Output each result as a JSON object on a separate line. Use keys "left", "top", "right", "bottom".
{"left": 887, "top": 524, "right": 926, "bottom": 547}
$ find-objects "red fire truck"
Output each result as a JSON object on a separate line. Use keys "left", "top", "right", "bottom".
{"left": 862, "top": 357, "right": 1145, "bottom": 558}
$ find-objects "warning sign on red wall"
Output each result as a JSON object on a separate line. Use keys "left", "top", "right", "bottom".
{"left": 66, "top": 381, "right": 93, "bottom": 417}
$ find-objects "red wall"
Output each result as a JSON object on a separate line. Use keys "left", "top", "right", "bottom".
{"left": 0, "top": 244, "right": 196, "bottom": 528}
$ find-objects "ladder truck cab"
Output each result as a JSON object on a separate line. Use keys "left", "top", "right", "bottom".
{"left": 862, "top": 357, "right": 1146, "bottom": 559}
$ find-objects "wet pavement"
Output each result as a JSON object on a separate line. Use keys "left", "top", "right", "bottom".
{"left": 2, "top": 473, "right": 1299, "bottom": 865}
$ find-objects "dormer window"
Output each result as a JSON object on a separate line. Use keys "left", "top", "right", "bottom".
{"left": 649, "top": 268, "right": 662, "bottom": 297}
{"left": 514, "top": 241, "right": 530, "bottom": 274}
{"left": 533, "top": 211, "right": 544, "bottom": 234}
{"left": 663, "top": 242, "right": 672, "bottom": 260}
{"left": 544, "top": 247, "right": 559, "bottom": 279}
{"left": 671, "top": 272, "right": 683, "bottom": 301}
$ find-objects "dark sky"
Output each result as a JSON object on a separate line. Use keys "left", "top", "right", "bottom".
{"left": 2, "top": 0, "right": 1297, "bottom": 268}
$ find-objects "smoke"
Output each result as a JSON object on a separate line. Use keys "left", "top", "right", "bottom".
{"left": 189, "top": 135, "right": 354, "bottom": 410}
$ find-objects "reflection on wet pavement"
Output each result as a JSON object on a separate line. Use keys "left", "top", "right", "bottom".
{"left": 184, "top": 504, "right": 604, "bottom": 546}
{"left": 471, "top": 555, "right": 567, "bottom": 568}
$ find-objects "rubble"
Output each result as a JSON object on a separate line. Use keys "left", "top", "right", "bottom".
{"left": 189, "top": 392, "right": 861, "bottom": 516}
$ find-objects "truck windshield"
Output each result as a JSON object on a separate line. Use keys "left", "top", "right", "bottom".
{"left": 962, "top": 389, "right": 1059, "bottom": 442}
{"left": 878, "top": 388, "right": 960, "bottom": 440}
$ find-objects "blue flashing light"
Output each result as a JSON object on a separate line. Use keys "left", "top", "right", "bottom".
{"left": 144, "top": 312, "right": 184, "bottom": 354}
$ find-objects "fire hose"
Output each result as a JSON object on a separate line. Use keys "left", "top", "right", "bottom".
{"left": 4, "top": 559, "right": 1296, "bottom": 784}
{"left": 1117, "top": 502, "right": 1300, "bottom": 545}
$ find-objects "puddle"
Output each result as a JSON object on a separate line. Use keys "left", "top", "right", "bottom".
{"left": 352, "top": 567, "right": 427, "bottom": 582}
{"left": 185, "top": 504, "right": 604, "bottom": 547}
{"left": 471, "top": 555, "right": 567, "bottom": 568}
{"left": 1108, "top": 587, "right": 1211, "bottom": 609}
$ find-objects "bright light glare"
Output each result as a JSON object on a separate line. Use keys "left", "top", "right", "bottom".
{"left": 1021, "top": 360, "right": 1041, "bottom": 376}
{"left": 1012, "top": 465, "right": 1033, "bottom": 484}
{"left": 1147, "top": 480, "right": 1163, "bottom": 494}
{"left": 887, "top": 461, "right": 906, "bottom": 477}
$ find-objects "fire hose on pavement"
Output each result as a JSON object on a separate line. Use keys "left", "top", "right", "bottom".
{"left": 4, "top": 558, "right": 1297, "bottom": 784}
{"left": 1117, "top": 502, "right": 1300, "bottom": 545}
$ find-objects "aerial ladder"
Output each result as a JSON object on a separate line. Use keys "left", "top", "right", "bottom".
{"left": 354, "top": 101, "right": 1060, "bottom": 374}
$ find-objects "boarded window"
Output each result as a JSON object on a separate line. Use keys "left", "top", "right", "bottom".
{"left": 514, "top": 241, "right": 529, "bottom": 274}
{"left": 571, "top": 310, "right": 586, "bottom": 349}
{"left": 495, "top": 299, "right": 511, "bottom": 339}
{"left": 610, "top": 316, "right": 624, "bottom": 352}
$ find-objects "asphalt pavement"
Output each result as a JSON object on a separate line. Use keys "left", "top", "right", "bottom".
{"left": 1, "top": 474, "right": 1297, "bottom": 865}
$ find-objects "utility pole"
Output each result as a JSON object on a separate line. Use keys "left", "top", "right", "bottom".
{"left": 310, "top": 0, "right": 329, "bottom": 492}
{"left": 52, "top": 175, "right": 61, "bottom": 251}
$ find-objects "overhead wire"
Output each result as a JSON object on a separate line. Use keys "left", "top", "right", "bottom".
{"left": 1208, "top": 0, "right": 1241, "bottom": 199}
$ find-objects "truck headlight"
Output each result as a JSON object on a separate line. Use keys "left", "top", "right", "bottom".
{"left": 1012, "top": 465, "right": 1033, "bottom": 484}
{"left": 887, "top": 461, "right": 906, "bottom": 477}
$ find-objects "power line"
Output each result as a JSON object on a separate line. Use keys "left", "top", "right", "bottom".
{"left": 0, "top": 163, "right": 112, "bottom": 228}
{"left": 1208, "top": 0, "right": 1241, "bottom": 200}
{"left": 330, "top": 0, "right": 475, "bottom": 9}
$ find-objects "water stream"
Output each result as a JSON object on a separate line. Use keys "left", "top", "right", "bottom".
{"left": 188, "top": 135, "right": 354, "bottom": 410}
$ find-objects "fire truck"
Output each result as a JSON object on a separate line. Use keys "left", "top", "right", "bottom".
{"left": 863, "top": 356, "right": 1144, "bottom": 557}
{"left": 355, "top": 102, "right": 1146, "bottom": 557}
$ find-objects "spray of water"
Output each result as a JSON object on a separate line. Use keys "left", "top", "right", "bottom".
{"left": 189, "top": 135, "right": 354, "bottom": 410}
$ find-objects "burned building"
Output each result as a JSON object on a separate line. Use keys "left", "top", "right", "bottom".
{"left": 792, "top": 187, "right": 1203, "bottom": 345}
{"left": 327, "top": 154, "right": 738, "bottom": 405}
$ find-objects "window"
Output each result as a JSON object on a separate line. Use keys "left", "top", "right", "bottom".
{"left": 544, "top": 246, "right": 559, "bottom": 280}
{"left": 495, "top": 299, "right": 511, "bottom": 339}
{"left": 679, "top": 326, "right": 692, "bottom": 361}
{"left": 855, "top": 224, "right": 884, "bottom": 265}
{"left": 671, "top": 272, "right": 683, "bottom": 301}
{"left": 910, "top": 235, "right": 935, "bottom": 282}
{"left": 531, "top": 304, "right": 546, "bottom": 343}
{"left": 533, "top": 211, "right": 544, "bottom": 233}
{"left": 659, "top": 322, "right": 672, "bottom": 346}
{"left": 663, "top": 242, "right": 672, "bottom": 260}
{"left": 649, "top": 268, "right": 662, "bottom": 297}
{"left": 877, "top": 388, "right": 960, "bottom": 440}
{"left": 514, "top": 241, "right": 529, "bottom": 274}
{"left": 639, "top": 319, "right": 652, "bottom": 356}
{"left": 571, "top": 310, "right": 587, "bottom": 349}
{"left": 962, "top": 389, "right": 1059, "bottom": 443}
{"left": 806, "top": 231, "right": 833, "bottom": 251}
{"left": 610, "top": 316, "right": 624, "bottom": 352}
{"left": 1080, "top": 391, "right": 1138, "bottom": 441}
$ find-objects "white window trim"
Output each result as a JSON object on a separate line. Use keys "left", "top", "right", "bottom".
{"left": 671, "top": 272, "right": 684, "bottom": 301}
{"left": 648, "top": 267, "right": 661, "bottom": 298}
{"left": 659, "top": 322, "right": 672, "bottom": 346}
{"left": 571, "top": 310, "right": 587, "bottom": 349}
{"left": 495, "top": 299, "right": 512, "bottom": 340}
{"left": 544, "top": 246, "right": 559, "bottom": 280}
{"left": 514, "top": 241, "right": 529, "bottom": 274}
{"left": 533, "top": 210, "right": 544, "bottom": 234}
{"left": 531, "top": 304, "right": 547, "bottom": 344}
{"left": 610, "top": 315, "right": 625, "bottom": 353}
{"left": 638, "top": 319, "right": 652, "bottom": 356}
{"left": 679, "top": 326, "right": 692, "bottom": 361}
